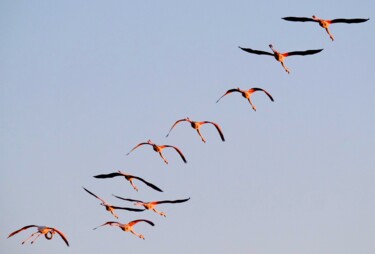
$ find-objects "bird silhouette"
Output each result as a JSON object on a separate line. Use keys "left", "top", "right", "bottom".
{"left": 126, "top": 139, "right": 187, "bottom": 164}
{"left": 239, "top": 44, "right": 323, "bottom": 74}
{"left": 282, "top": 15, "right": 369, "bottom": 41}
{"left": 7, "top": 225, "right": 69, "bottom": 246}
{"left": 113, "top": 195, "right": 190, "bottom": 217}
{"left": 94, "top": 171, "right": 163, "bottom": 192}
{"left": 93, "top": 219, "right": 154, "bottom": 240}
{"left": 216, "top": 87, "right": 274, "bottom": 111}
{"left": 82, "top": 187, "right": 145, "bottom": 219}
{"left": 166, "top": 117, "right": 225, "bottom": 143}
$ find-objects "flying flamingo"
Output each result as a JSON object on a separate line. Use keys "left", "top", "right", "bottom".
{"left": 93, "top": 219, "right": 154, "bottom": 240}
{"left": 216, "top": 87, "right": 274, "bottom": 111}
{"left": 82, "top": 187, "right": 145, "bottom": 219}
{"left": 239, "top": 44, "right": 323, "bottom": 74}
{"left": 282, "top": 16, "right": 369, "bottom": 41}
{"left": 7, "top": 225, "right": 69, "bottom": 246}
{"left": 113, "top": 195, "right": 190, "bottom": 217}
{"left": 94, "top": 171, "right": 163, "bottom": 192}
{"left": 166, "top": 117, "right": 225, "bottom": 143}
{"left": 126, "top": 139, "right": 187, "bottom": 164}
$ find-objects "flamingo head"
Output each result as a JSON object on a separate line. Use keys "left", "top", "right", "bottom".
{"left": 45, "top": 230, "right": 55, "bottom": 240}
{"left": 147, "top": 139, "right": 152, "bottom": 144}
{"left": 268, "top": 44, "right": 273, "bottom": 49}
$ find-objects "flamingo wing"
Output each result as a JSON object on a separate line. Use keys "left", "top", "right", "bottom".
{"left": 166, "top": 118, "right": 189, "bottom": 137}
{"left": 155, "top": 197, "right": 191, "bottom": 205}
{"left": 82, "top": 187, "right": 106, "bottom": 203}
{"left": 203, "top": 121, "right": 225, "bottom": 141}
{"left": 128, "top": 219, "right": 155, "bottom": 227}
{"left": 52, "top": 228, "right": 70, "bottom": 247}
{"left": 126, "top": 142, "right": 151, "bottom": 155}
{"left": 112, "top": 195, "right": 143, "bottom": 203}
{"left": 7, "top": 225, "right": 38, "bottom": 238}
{"left": 93, "top": 172, "right": 122, "bottom": 179}
{"left": 132, "top": 176, "right": 163, "bottom": 192}
{"left": 216, "top": 88, "right": 241, "bottom": 103}
{"left": 282, "top": 16, "right": 316, "bottom": 22}
{"left": 111, "top": 206, "right": 145, "bottom": 212}
{"left": 93, "top": 221, "right": 120, "bottom": 230}
{"left": 251, "top": 88, "right": 274, "bottom": 101}
{"left": 284, "top": 48, "right": 323, "bottom": 57}
{"left": 164, "top": 145, "right": 187, "bottom": 163}
{"left": 330, "top": 18, "right": 369, "bottom": 24}
{"left": 239, "top": 46, "right": 274, "bottom": 56}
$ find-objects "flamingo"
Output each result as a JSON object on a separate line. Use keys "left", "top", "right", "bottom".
{"left": 113, "top": 195, "right": 190, "bottom": 217}
{"left": 93, "top": 219, "right": 154, "bottom": 240}
{"left": 126, "top": 139, "right": 187, "bottom": 164}
{"left": 82, "top": 187, "right": 145, "bottom": 219}
{"left": 166, "top": 117, "right": 225, "bottom": 143}
{"left": 7, "top": 225, "right": 69, "bottom": 246}
{"left": 216, "top": 87, "right": 274, "bottom": 111}
{"left": 282, "top": 16, "right": 369, "bottom": 41}
{"left": 239, "top": 44, "right": 323, "bottom": 74}
{"left": 94, "top": 171, "right": 163, "bottom": 192}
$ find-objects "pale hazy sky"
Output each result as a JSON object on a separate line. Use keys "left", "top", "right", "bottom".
{"left": 1, "top": 1, "right": 374, "bottom": 254}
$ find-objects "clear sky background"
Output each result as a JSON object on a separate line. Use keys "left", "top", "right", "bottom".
{"left": 1, "top": 1, "right": 374, "bottom": 253}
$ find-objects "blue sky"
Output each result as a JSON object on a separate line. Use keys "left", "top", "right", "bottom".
{"left": 1, "top": 1, "right": 374, "bottom": 253}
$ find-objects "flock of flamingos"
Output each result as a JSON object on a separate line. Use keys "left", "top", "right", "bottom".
{"left": 7, "top": 15, "right": 369, "bottom": 247}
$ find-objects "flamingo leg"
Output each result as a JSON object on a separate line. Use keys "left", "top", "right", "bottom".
{"left": 107, "top": 207, "right": 119, "bottom": 219}
{"left": 129, "top": 179, "right": 138, "bottom": 191}
{"left": 247, "top": 98, "right": 257, "bottom": 111}
{"left": 130, "top": 229, "right": 145, "bottom": 239}
{"left": 196, "top": 129, "right": 206, "bottom": 143}
{"left": 22, "top": 233, "right": 38, "bottom": 244}
{"left": 280, "top": 61, "right": 290, "bottom": 74}
{"left": 325, "top": 27, "right": 334, "bottom": 41}
{"left": 152, "top": 208, "right": 166, "bottom": 217}
{"left": 30, "top": 233, "right": 42, "bottom": 244}
{"left": 158, "top": 152, "right": 168, "bottom": 164}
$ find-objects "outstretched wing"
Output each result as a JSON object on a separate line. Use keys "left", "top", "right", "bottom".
{"left": 132, "top": 176, "right": 163, "bottom": 192}
{"left": 111, "top": 206, "right": 145, "bottom": 212}
{"left": 250, "top": 88, "right": 274, "bottom": 102}
{"left": 216, "top": 88, "right": 240, "bottom": 103}
{"left": 166, "top": 118, "right": 188, "bottom": 137}
{"left": 93, "top": 172, "right": 122, "bottom": 179}
{"left": 7, "top": 225, "right": 37, "bottom": 238}
{"left": 154, "top": 197, "right": 191, "bottom": 205}
{"left": 282, "top": 16, "right": 316, "bottom": 22}
{"left": 330, "top": 18, "right": 369, "bottom": 24}
{"left": 112, "top": 195, "right": 143, "bottom": 203}
{"left": 203, "top": 121, "right": 225, "bottom": 142}
{"left": 82, "top": 187, "right": 105, "bottom": 203}
{"left": 239, "top": 46, "right": 274, "bottom": 56}
{"left": 126, "top": 142, "right": 151, "bottom": 155}
{"left": 52, "top": 228, "right": 70, "bottom": 247}
{"left": 284, "top": 48, "right": 323, "bottom": 57}
{"left": 93, "top": 221, "right": 120, "bottom": 230}
{"left": 164, "top": 145, "right": 187, "bottom": 163}
{"left": 128, "top": 219, "right": 155, "bottom": 227}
